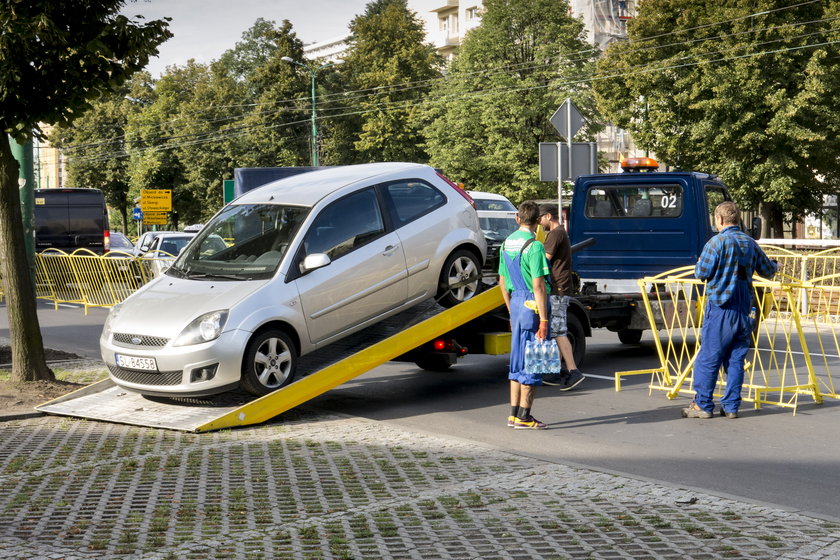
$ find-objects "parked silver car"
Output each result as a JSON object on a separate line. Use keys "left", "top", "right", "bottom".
{"left": 101, "top": 163, "right": 486, "bottom": 397}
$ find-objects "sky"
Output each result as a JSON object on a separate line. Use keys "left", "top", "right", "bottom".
{"left": 120, "top": 0, "right": 371, "bottom": 77}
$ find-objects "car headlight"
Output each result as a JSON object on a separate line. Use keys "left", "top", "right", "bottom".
{"left": 102, "top": 303, "right": 122, "bottom": 340}
{"left": 173, "top": 310, "right": 229, "bottom": 347}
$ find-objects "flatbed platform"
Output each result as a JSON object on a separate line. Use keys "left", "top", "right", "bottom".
{"left": 37, "top": 289, "right": 506, "bottom": 431}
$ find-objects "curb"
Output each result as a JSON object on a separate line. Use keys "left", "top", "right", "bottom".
{"left": 0, "top": 411, "right": 46, "bottom": 422}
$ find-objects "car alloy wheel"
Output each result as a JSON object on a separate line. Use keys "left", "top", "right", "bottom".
{"left": 241, "top": 329, "right": 297, "bottom": 396}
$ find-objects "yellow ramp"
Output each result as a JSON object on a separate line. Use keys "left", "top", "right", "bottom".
{"left": 195, "top": 288, "right": 505, "bottom": 432}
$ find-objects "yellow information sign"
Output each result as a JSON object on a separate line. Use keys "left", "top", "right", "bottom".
{"left": 143, "top": 211, "right": 168, "bottom": 225}
{"left": 141, "top": 189, "right": 172, "bottom": 212}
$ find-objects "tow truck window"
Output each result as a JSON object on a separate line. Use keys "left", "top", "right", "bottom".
{"left": 585, "top": 185, "right": 683, "bottom": 218}
{"left": 705, "top": 185, "right": 729, "bottom": 232}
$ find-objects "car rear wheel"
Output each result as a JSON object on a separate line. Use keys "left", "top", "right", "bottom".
{"left": 437, "top": 249, "right": 482, "bottom": 308}
{"left": 240, "top": 329, "right": 297, "bottom": 396}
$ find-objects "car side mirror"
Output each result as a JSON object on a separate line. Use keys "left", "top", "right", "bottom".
{"left": 301, "top": 253, "right": 331, "bottom": 273}
{"left": 140, "top": 244, "right": 150, "bottom": 252}
{"left": 749, "top": 217, "right": 762, "bottom": 240}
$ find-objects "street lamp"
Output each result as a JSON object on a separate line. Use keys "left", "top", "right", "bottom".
{"left": 281, "top": 56, "right": 339, "bottom": 167}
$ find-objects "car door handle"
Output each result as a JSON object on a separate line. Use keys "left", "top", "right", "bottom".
{"left": 383, "top": 244, "right": 400, "bottom": 256}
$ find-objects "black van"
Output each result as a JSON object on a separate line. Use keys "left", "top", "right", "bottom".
{"left": 34, "top": 188, "right": 110, "bottom": 254}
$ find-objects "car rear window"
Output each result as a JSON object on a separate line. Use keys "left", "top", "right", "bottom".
{"left": 383, "top": 180, "right": 446, "bottom": 226}
{"left": 585, "top": 184, "right": 683, "bottom": 218}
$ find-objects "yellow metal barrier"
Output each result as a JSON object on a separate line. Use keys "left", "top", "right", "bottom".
{"left": 618, "top": 266, "right": 836, "bottom": 413}
{"left": 34, "top": 250, "right": 170, "bottom": 314}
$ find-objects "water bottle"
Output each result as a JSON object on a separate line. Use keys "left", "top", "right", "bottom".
{"left": 548, "top": 340, "right": 561, "bottom": 374}
{"left": 533, "top": 340, "right": 545, "bottom": 374}
{"left": 524, "top": 340, "right": 536, "bottom": 374}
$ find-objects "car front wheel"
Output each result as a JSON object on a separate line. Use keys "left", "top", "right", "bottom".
{"left": 437, "top": 249, "right": 482, "bottom": 308}
{"left": 240, "top": 329, "right": 297, "bottom": 396}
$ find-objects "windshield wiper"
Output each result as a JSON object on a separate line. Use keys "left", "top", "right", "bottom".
{"left": 185, "top": 272, "right": 251, "bottom": 281}
{"left": 166, "top": 266, "right": 189, "bottom": 279}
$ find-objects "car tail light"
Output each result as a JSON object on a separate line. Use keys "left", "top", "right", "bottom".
{"left": 104, "top": 229, "right": 110, "bottom": 251}
{"left": 436, "top": 172, "right": 475, "bottom": 209}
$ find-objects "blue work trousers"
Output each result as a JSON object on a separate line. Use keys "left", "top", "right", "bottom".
{"left": 692, "top": 292, "right": 752, "bottom": 414}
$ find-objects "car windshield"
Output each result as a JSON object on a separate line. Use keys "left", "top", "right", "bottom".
{"left": 478, "top": 214, "right": 518, "bottom": 242}
{"left": 168, "top": 203, "right": 309, "bottom": 281}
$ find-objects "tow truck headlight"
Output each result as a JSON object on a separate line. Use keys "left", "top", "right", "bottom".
{"left": 173, "top": 310, "right": 229, "bottom": 347}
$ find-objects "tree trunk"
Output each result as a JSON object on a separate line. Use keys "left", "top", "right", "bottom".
{"left": 0, "top": 135, "right": 54, "bottom": 382}
{"left": 759, "top": 201, "right": 785, "bottom": 238}
{"left": 121, "top": 205, "right": 128, "bottom": 234}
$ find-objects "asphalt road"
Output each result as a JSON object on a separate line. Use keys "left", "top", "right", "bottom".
{"left": 3, "top": 299, "right": 839, "bottom": 521}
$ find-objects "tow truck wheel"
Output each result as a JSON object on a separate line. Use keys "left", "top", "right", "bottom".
{"left": 568, "top": 313, "right": 586, "bottom": 367}
{"left": 437, "top": 249, "right": 482, "bottom": 308}
{"left": 618, "top": 328, "right": 643, "bottom": 345}
{"left": 241, "top": 329, "right": 297, "bottom": 396}
{"left": 414, "top": 355, "right": 452, "bottom": 372}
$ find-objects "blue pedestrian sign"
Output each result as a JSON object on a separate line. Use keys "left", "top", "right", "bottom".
{"left": 133, "top": 207, "right": 143, "bottom": 220}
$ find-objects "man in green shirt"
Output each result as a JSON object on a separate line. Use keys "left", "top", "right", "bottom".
{"left": 498, "top": 201, "right": 551, "bottom": 430}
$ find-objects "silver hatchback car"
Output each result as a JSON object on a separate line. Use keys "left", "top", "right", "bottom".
{"left": 100, "top": 163, "right": 486, "bottom": 396}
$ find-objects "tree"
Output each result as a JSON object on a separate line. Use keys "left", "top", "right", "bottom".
{"left": 419, "top": 0, "right": 599, "bottom": 202}
{"left": 0, "top": 2, "right": 171, "bottom": 382}
{"left": 217, "top": 18, "right": 281, "bottom": 87}
{"left": 50, "top": 77, "right": 145, "bottom": 234}
{"left": 594, "top": 0, "right": 840, "bottom": 236}
{"left": 340, "top": 0, "right": 443, "bottom": 163}
{"left": 241, "top": 20, "right": 313, "bottom": 168}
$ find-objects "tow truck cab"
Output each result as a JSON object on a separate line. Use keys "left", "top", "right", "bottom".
{"left": 569, "top": 158, "right": 732, "bottom": 293}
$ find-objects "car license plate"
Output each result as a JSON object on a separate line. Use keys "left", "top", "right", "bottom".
{"left": 115, "top": 354, "right": 158, "bottom": 371}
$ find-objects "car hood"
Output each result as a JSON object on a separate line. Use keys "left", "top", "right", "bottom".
{"left": 113, "top": 276, "right": 268, "bottom": 337}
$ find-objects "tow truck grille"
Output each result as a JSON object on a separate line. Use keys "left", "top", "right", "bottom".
{"left": 113, "top": 333, "right": 169, "bottom": 348}
{"left": 108, "top": 365, "right": 182, "bottom": 386}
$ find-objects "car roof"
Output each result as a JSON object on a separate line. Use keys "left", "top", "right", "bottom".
{"left": 467, "top": 190, "right": 512, "bottom": 201}
{"left": 155, "top": 233, "right": 196, "bottom": 239}
{"left": 235, "top": 162, "right": 429, "bottom": 206}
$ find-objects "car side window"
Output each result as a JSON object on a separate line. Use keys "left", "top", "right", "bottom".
{"left": 304, "top": 189, "right": 385, "bottom": 261}
{"left": 383, "top": 180, "right": 446, "bottom": 226}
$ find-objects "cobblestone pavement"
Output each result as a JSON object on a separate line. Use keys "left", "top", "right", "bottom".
{"left": 0, "top": 410, "right": 838, "bottom": 560}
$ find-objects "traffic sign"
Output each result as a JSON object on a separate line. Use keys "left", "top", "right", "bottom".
{"left": 549, "top": 99, "right": 585, "bottom": 141}
{"left": 133, "top": 207, "right": 143, "bottom": 220}
{"left": 141, "top": 189, "right": 172, "bottom": 212}
{"left": 143, "top": 211, "right": 168, "bottom": 225}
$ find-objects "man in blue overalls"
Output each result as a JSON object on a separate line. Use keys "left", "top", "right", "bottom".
{"left": 684, "top": 201, "right": 777, "bottom": 419}
{"left": 499, "top": 201, "right": 551, "bottom": 429}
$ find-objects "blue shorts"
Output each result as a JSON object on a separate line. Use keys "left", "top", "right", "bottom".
{"left": 550, "top": 295, "right": 569, "bottom": 338}
{"left": 509, "top": 369, "right": 543, "bottom": 386}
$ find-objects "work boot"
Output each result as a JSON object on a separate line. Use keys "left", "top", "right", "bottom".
{"left": 681, "top": 402, "right": 713, "bottom": 419}
{"left": 719, "top": 408, "right": 739, "bottom": 419}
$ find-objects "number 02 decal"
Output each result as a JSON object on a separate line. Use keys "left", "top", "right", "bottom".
{"left": 661, "top": 194, "right": 677, "bottom": 208}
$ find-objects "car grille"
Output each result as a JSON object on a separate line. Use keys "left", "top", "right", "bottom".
{"left": 108, "top": 365, "right": 182, "bottom": 386}
{"left": 113, "top": 333, "right": 169, "bottom": 348}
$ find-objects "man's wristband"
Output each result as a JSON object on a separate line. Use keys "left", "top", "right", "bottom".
{"left": 540, "top": 319, "right": 548, "bottom": 322}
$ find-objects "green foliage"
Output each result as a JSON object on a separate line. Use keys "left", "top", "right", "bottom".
{"left": 342, "top": 0, "right": 443, "bottom": 162}
{"left": 419, "top": 0, "right": 599, "bottom": 203}
{"left": 0, "top": 1, "right": 172, "bottom": 141}
{"left": 0, "top": 1, "right": 170, "bottom": 382}
{"left": 595, "top": 0, "right": 840, "bottom": 231}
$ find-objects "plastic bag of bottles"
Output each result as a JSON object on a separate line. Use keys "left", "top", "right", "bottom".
{"left": 524, "top": 339, "right": 561, "bottom": 375}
